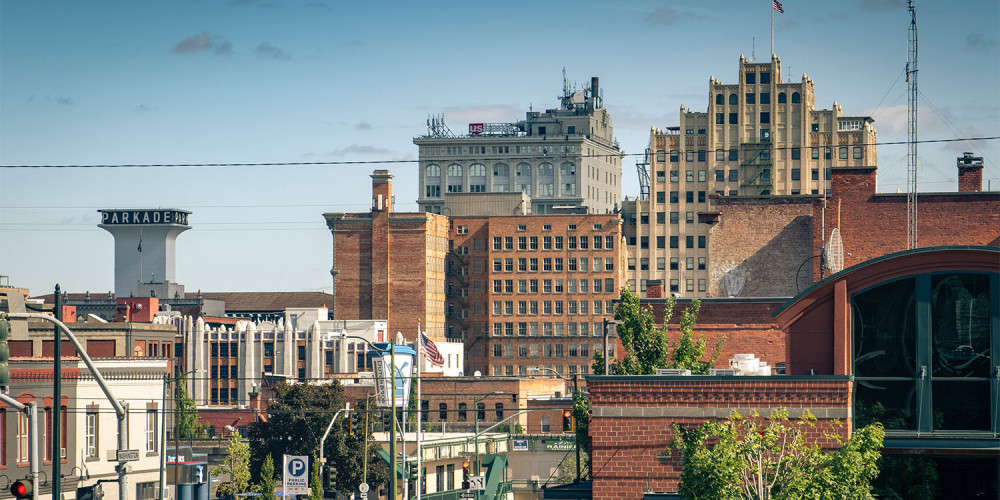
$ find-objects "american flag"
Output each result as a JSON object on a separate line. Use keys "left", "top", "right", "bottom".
{"left": 420, "top": 331, "right": 445, "bottom": 367}
{"left": 772, "top": 0, "right": 784, "bottom": 13}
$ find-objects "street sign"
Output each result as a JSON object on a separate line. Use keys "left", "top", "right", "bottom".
{"left": 460, "top": 493, "right": 476, "bottom": 498}
{"left": 469, "top": 476, "right": 486, "bottom": 490}
{"left": 117, "top": 449, "right": 140, "bottom": 462}
{"left": 359, "top": 483, "right": 370, "bottom": 493}
{"left": 283, "top": 454, "right": 309, "bottom": 495}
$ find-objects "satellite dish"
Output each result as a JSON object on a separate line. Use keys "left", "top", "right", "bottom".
{"left": 825, "top": 228, "right": 844, "bottom": 273}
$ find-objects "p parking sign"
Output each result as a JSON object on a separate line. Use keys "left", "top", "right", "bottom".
{"left": 283, "top": 455, "right": 309, "bottom": 495}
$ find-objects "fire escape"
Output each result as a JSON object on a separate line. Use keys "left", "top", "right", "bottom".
{"left": 740, "top": 133, "right": 773, "bottom": 195}
{"left": 446, "top": 249, "right": 468, "bottom": 340}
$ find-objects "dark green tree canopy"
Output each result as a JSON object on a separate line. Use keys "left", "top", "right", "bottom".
{"left": 247, "top": 382, "right": 388, "bottom": 494}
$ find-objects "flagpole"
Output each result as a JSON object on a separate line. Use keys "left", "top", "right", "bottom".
{"left": 770, "top": 0, "right": 774, "bottom": 58}
{"left": 415, "top": 323, "right": 423, "bottom": 500}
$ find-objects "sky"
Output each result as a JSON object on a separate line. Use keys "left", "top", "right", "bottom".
{"left": 1, "top": 0, "right": 998, "bottom": 297}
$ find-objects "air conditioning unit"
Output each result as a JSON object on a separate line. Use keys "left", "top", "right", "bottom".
{"left": 709, "top": 369, "right": 739, "bottom": 376}
{"left": 655, "top": 369, "right": 691, "bottom": 376}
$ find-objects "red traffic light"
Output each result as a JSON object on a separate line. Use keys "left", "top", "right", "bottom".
{"left": 11, "top": 480, "right": 32, "bottom": 499}
{"left": 562, "top": 410, "right": 574, "bottom": 432}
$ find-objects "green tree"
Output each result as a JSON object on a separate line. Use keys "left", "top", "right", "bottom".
{"left": 247, "top": 382, "right": 389, "bottom": 495}
{"left": 176, "top": 377, "right": 209, "bottom": 438}
{"left": 599, "top": 286, "right": 723, "bottom": 375}
{"left": 254, "top": 453, "right": 277, "bottom": 500}
{"left": 308, "top": 452, "right": 323, "bottom": 500}
{"left": 212, "top": 430, "right": 251, "bottom": 496}
{"left": 672, "top": 408, "right": 884, "bottom": 500}
{"left": 571, "top": 391, "right": 591, "bottom": 479}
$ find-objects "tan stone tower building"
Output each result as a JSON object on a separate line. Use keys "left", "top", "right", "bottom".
{"left": 622, "top": 55, "right": 878, "bottom": 297}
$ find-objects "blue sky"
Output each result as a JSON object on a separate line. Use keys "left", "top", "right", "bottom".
{"left": 2, "top": 0, "right": 997, "bottom": 296}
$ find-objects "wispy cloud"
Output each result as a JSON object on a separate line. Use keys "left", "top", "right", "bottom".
{"left": 355, "top": 122, "right": 372, "bottom": 131}
{"left": 28, "top": 95, "right": 75, "bottom": 106}
{"left": 441, "top": 105, "right": 521, "bottom": 125}
{"left": 860, "top": 0, "right": 904, "bottom": 13}
{"left": 173, "top": 32, "right": 233, "bottom": 55}
{"left": 644, "top": 8, "right": 706, "bottom": 27}
{"left": 331, "top": 144, "right": 394, "bottom": 156}
{"left": 965, "top": 33, "right": 998, "bottom": 53}
{"left": 255, "top": 42, "right": 292, "bottom": 60}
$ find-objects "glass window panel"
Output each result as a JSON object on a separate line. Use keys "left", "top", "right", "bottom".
{"left": 932, "top": 380, "right": 991, "bottom": 431}
{"left": 854, "top": 380, "right": 917, "bottom": 430}
{"left": 852, "top": 278, "right": 916, "bottom": 378}
{"left": 931, "top": 273, "right": 991, "bottom": 378}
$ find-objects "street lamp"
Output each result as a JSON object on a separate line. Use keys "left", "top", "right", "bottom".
{"left": 159, "top": 369, "right": 204, "bottom": 500}
{"left": 602, "top": 319, "right": 624, "bottom": 375}
{"left": 528, "top": 368, "right": 581, "bottom": 483}
{"left": 471, "top": 391, "right": 502, "bottom": 500}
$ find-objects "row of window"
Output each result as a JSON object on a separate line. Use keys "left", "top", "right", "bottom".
{"left": 630, "top": 278, "right": 707, "bottom": 294}
{"left": 80, "top": 407, "right": 158, "bottom": 459}
{"left": 492, "top": 234, "right": 615, "bottom": 251}
{"left": 631, "top": 235, "right": 707, "bottom": 250}
{"left": 426, "top": 162, "right": 577, "bottom": 179}
{"left": 493, "top": 342, "right": 595, "bottom": 358}
{"left": 491, "top": 321, "right": 613, "bottom": 336}
{"left": 492, "top": 298, "right": 615, "bottom": 316}
{"left": 714, "top": 90, "right": 800, "bottom": 106}
{"left": 492, "top": 257, "right": 616, "bottom": 273}
{"left": 5, "top": 406, "right": 70, "bottom": 465}
{"left": 492, "top": 278, "right": 616, "bottom": 294}
{"left": 491, "top": 364, "right": 591, "bottom": 377}
{"left": 628, "top": 256, "right": 706, "bottom": 271}
{"left": 431, "top": 144, "right": 578, "bottom": 156}
{"left": 659, "top": 146, "right": 864, "bottom": 165}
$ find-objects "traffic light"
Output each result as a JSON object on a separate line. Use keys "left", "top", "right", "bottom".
{"left": 0, "top": 319, "right": 10, "bottom": 390}
{"left": 408, "top": 464, "right": 418, "bottom": 482}
{"left": 562, "top": 410, "right": 574, "bottom": 432}
{"left": 461, "top": 460, "right": 470, "bottom": 489}
{"left": 76, "top": 484, "right": 104, "bottom": 500}
{"left": 10, "top": 479, "right": 32, "bottom": 500}
{"left": 324, "top": 466, "right": 338, "bottom": 492}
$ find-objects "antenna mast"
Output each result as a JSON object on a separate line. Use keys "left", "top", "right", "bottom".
{"left": 906, "top": 0, "right": 918, "bottom": 249}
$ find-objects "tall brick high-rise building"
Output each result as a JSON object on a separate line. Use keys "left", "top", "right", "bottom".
{"left": 623, "top": 55, "right": 877, "bottom": 297}
{"left": 326, "top": 171, "right": 626, "bottom": 377}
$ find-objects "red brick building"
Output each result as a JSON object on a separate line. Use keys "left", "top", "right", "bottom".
{"left": 586, "top": 246, "right": 999, "bottom": 499}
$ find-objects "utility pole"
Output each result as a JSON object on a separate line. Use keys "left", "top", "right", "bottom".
{"left": 53, "top": 285, "right": 61, "bottom": 500}
{"left": 906, "top": 0, "right": 919, "bottom": 249}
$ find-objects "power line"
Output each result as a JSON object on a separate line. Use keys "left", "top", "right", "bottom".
{"left": 2, "top": 135, "right": 997, "bottom": 169}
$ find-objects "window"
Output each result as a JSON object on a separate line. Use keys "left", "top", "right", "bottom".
{"left": 745, "top": 72, "right": 756, "bottom": 84}
{"left": 669, "top": 191, "right": 679, "bottom": 203}
{"left": 715, "top": 93, "right": 724, "bottom": 105}
{"left": 778, "top": 92, "right": 786, "bottom": 103}
{"left": 86, "top": 408, "right": 98, "bottom": 458}
{"left": 698, "top": 151, "right": 706, "bottom": 162}
{"left": 686, "top": 151, "right": 694, "bottom": 162}
{"left": 824, "top": 147, "right": 832, "bottom": 160}
{"left": 670, "top": 170, "right": 679, "bottom": 183}
{"left": 760, "top": 92, "right": 770, "bottom": 104}
{"left": 791, "top": 147, "right": 800, "bottom": 160}
{"left": 686, "top": 191, "right": 694, "bottom": 203}
{"left": 698, "top": 236, "right": 706, "bottom": 248}
{"left": 698, "top": 170, "right": 706, "bottom": 182}
{"left": 729, "top": 149, "right": 738, "bottom": 161}
{"left": 425, "top": 164, "right": 440, "bottom": 177}
{"left": 477, "top": 403, "right": 486, "bottom": 421}
{"left": 791, "top": 168, "right": 801, "bottom": 181}
{"left": 698, "top": 257, "right": 706, "bottom": 270}
{"left": 686, "top": 257, "right": 694, "bottom": 270}
{"left": 670, "top": 257, "right": 679, "bottom": 270}
{"left": 670, "top": 212, "right": 679, "bottom": 224}
{"left": 670, "top": 236, "right": 678, "bottom": 248}
{"left": 656, "top": 212, "right": 665, "bottom": 224}
{"left": 670, "top": 150, "right": 679, "bottom": 162}
{"left": 686, "top": 236, "right": 694, "bottom": 248}
{"left": 715, "top": 169, "right": 724, "bottom": 182}
{"left": 656, "top": 191, "right": 665, "bottom": 203}
{"left": 715, "top": 113, "right": 724, "bottom": 124}
{"left": 698, "top": 191, "right": 706, "bottom": 203}
{"left": 839, "top": 147, "right": 848, "bottom": 159}
{"left": 746, "top": 93, "right": 756, "bottom": 104}
{"left": 448, "top": 164, "right": 462, "bottom": 177}
{"left": 760, "top": 112, "right": 770, "bottom": 124}
{"left": 686, "top": 279, "right": 695, "bottom": 292}
{"left": 729, "top": 93, "right": 738, "bottom": 105}
{"left": 656, "top": 236, "right": 665, "bottom": 249}
{"left": 439, "top": 403, "right": 448, "bottom": 421}
{"left": 147, "top": 409, "right": 157, "bottom": 452}
{"left": 853, "top": 146, "right": 863, "bottom": 159}
{"left": 791, "top": 92, "right": 800, "bottom": 103}
{"left": 729, "top": 113, "right": 738, "bottom": 124}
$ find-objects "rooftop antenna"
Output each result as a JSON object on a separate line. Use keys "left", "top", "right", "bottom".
{"left": 906, "top": 0, "right": 919, "bottom": 249}
{"left": 751, "top": 37, "right": 756, "bottom": 62}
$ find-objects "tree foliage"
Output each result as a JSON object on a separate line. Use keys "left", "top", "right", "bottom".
{"left": 176, "top": 377, "right": 209, "bottom": 438}
{"left": 212, "top": 430, "right": 252, "bottom": 496}
{"left": 247, "top": 382, "right": 389, "bottom": 495}
{"left": 601, "top": 286, "right": 723, "bottom": 375}
{"left": 571, "top": 391, "right": 591, "bottom": 479}
{"left": 254, "top": 453, "right": 277, "bottom": 500}
{"left": 672, "top": 408, "right": 884, "bottom": 500}
{"left": 308, "top": 452, "right": 323, "bottom": 500}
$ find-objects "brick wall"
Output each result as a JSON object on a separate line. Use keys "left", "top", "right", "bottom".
{"left": 588, "top": 377, "right": 852, "bottom": 498}
{"left": 708, "top": 197, "right": 814, "bottom": 297}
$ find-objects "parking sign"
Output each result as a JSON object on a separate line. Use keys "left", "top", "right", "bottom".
{"left": 283, "top": 455, "right": 309, "bottom": 495}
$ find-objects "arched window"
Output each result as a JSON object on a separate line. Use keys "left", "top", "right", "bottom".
{"left": 729, "top": 93, "right": 738, "bottom": 105}
{"left": 492, "top": 163, "right": 510, "bottom": 177}
{"left": 477, "top": 402, "right": 486, "bottom": 421}
{"left": 777, "top": 92, "right": 787, "bottom": 104}
{"left": 438, "top": 403, "right": 448, "bottom": 421}
{"left": 538, "top": 162, "right": 554, "bottom": 176}
{"left": 516, "top": 163, "right": 532, "bottom": 177}
{"left": 469, "top": 163, "right": 486, "bottom": 177}
{"left": 560, "top": 162, "right": 576, "bottom": 176}
{"left": 458, "top": 403, "right": 467, "bottom": 421}
{"left": 791, "top": 92, "right": 801, "bottom": 103}
{"left": 447, "top": 164, "right": 463, "bottom": 177}
{"left": 715, "top": 93, "right": 724, "bottom": 105}
{"left": 425, "top": 164, "right": 440, "bottom": 177}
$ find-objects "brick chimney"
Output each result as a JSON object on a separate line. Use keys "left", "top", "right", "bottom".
{"left": 957, "top": 152, "right": 983, "bottom": 193}
{"left": 646, "top": 279, "right": 663, "bottom": 298}
{"left": 371, "top": 170, "right": 394, "bottom": 213}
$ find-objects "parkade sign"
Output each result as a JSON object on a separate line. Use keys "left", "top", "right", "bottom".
{"left": 99, "top": 209, "right": 190, "bottom": 226}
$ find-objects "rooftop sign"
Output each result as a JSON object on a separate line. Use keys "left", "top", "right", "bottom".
{"left": 99, "top": 209, "right": 190, "bottom": 226}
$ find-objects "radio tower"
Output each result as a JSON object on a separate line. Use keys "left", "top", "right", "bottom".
{"left": 906, "top": 0, "right": 918, "bottom": 249}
